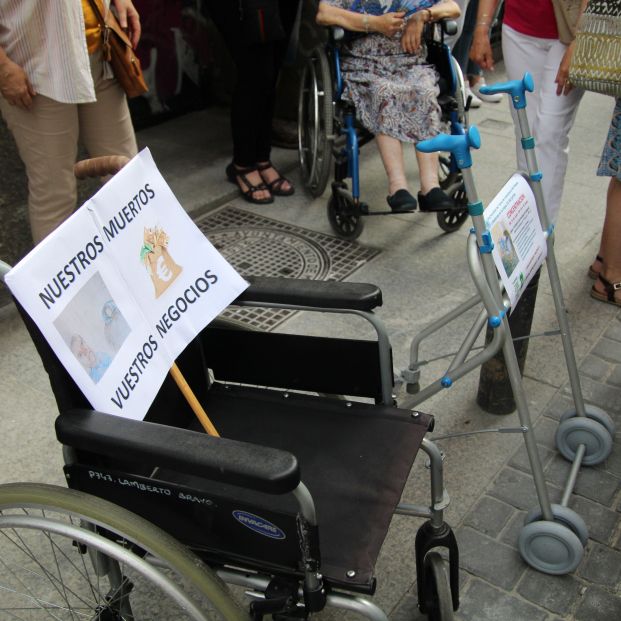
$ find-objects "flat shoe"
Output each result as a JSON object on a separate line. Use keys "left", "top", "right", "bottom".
{"left": 226, "top": 163, "right": 274, "bottom": 205}
{"left": 590, "top": 273, "right": 621, "bottom": 307}
{"left": 257, "top": 161, "right": 295, "bottom": 196}
{"left": 418, "top": 187, "right": 455, "bottom": 212}
{"left": 386, "top": 189, "right": 417, "bottom": 213}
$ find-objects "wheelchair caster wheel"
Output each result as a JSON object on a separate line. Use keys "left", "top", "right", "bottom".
{"left": 422, "top": 552, "right": 454, "bottom": 621}
{"left": 327, "top": 192, "right": 364, "bottom": 239}
{"left": 560, "top": 404, "right": 616, "bottom": 437}
{"left": 524, "top": 504, "right": 588, "bottom": 546}
{"left": 555, "top": 416, "right": 613, "bottom": 465}
{"left": 518, "top": 520, "right": 584, "bottom": 574}
{"left": 437, "top": 170, "right": 468, "bottom": 234}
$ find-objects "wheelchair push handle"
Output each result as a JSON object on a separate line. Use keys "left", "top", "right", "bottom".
{"left": 478, "top": 73, "right": 534, "bottom": 110}
{"left": 74, "top": 155, "right": 131, "bottom": 179}
{"left": 416, "top": 126, "right": 481, "bottom": 170}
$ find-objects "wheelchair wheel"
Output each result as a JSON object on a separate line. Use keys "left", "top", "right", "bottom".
{"left": 437, "top": 156, "right": 469, "bottom": 234}
{"left": 422, "top": 552, "right": 454, "bottom": 621}
{"left": 0, "top": 482, "right": 246, "bottom": 621}
{"left": 298, "top": 46, "right": 334, "bottom": 198}
{"left": 327, "top": 184, "right": 364, "bottom": 240}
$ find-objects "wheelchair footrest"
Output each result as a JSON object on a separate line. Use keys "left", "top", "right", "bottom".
{"left": 362, "top": 208, "right": 416, "bottom": 216}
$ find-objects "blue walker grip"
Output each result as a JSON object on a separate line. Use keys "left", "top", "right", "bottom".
{"left": 478, "top": 73, "right": 534, "bottom": 110}
{"left": 417, "top": 126, "right": 481, "bottom": 170}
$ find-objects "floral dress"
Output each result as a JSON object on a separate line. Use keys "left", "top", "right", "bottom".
{"left": 597, "top": 98, "right": 621, "bottom": 181}
{"left": 323, "top": 0, "right": 442, "bottom": 143}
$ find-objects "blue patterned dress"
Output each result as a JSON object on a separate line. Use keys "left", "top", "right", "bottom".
{"left": 597, "top": 98, "right": 621, "bottom": 181}
{"left": 323, "top": 0, "right": 442, "bottom": 143}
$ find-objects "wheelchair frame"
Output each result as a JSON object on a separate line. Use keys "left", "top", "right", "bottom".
{"left": 297, "top": 22, "right": 470, "bottom": 240}
{"left": 0, "top": 260, "right": 460, "bottom": 621}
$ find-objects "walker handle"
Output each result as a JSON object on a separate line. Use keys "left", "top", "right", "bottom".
{"left": 416, "top": 126, "right": 481, "bottom": 170}
{"left": 478, "top": 73, "right": 534, "bottom": 110}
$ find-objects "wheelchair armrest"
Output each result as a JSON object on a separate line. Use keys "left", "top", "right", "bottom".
{"left": 236, "top": 276, "right": 383, "bottom": 311}
{"left": 56, "top": 409, "right": 301, "bottom": 495}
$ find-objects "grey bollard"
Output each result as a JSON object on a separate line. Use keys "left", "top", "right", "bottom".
{"left": 476, "top": 269, "right": 541, "bottom": 414}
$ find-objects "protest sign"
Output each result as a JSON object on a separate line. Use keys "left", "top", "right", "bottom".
{"left": 5, "top": 149, "right": 248, "bottom": 421}
{"left": 484, "top": 173, "right": 547, "bottom": 309}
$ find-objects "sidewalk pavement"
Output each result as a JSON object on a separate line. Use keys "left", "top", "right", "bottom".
{"left": 0, "top": 63, "right": 619, "bottom": 620}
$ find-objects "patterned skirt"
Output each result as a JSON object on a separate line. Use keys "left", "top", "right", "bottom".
{"left": 597, "top": 98, "right": 621, "bottom": 180}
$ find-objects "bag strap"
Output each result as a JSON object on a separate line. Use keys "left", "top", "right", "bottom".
{"left": 85, "top": 0, "right": 134, "bottom": 51}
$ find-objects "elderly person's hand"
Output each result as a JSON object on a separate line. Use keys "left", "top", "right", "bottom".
{"left": 112, "top": 0, "right": 141, "bottom": 48}
{"left": 0, "top": 56, "right": 36, "bottom": 109}
{"left": 401, "top": 11, "right": 427, "bottom": 53}
{"left": 374, "top": 11, "right": 406, "bottom": 37}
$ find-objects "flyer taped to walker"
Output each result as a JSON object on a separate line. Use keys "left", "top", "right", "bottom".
{"left": 484, "top": 173, "right": 547, "bottom": 309}
{"left": 5, "top": 148, "right": 248, "bottom": 421}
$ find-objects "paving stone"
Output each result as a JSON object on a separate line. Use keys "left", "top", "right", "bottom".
{"left": 608, "top": 364, "right": 621, "bottom": 388}
{"left": 509, "top": 443, "right": 556, "bottom": 474}
{"left": 500, "top": 510, "right": 528, "bottom": 549}
{"left": 591, "top": 339, "right": 621, "bottom": 364}
{"left": 516, "top": 568, "right": 583, "bottom": 616}
{"left": 488, "top": 467, "right": 560, "bottom": 512}
{"left": 580, "top": 355, "right": 612, "bottom": 382}
{"left": 544, "top": 394, "right": 578, "bottom": 422}
{"left": 562, "top": 376, "right": 621, "bottom": 416}
{"left": 604, "top": 323, "right": 621, "bottom": 343}
{"left": 545, "top": 455, "right": 620, "bottom": 507}
{"left": 575, "top": 585, "right": 621, "bottom": 621}
{"left": 457, "top": 579, "right": 547, "bottom": 621}
{"left": 578, "top": 543, "right": 621, "bottom": 587}
{"left": 569, "top": 495, "right": 621, "bottom": 546}
{"left": 533, "top": 416, "right": 559, "bottom": 450}
{"left": 463, "top": 496, "right": 516, "bottom": 538}
{"left": 457, "top": 527, "right": 526, "bottom": 589}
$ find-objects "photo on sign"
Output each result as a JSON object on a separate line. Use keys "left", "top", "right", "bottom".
{"left": 492, "top": 220, "right": 520, "bottom": 278}
{"left": 53, "top": 272, "right": 130, "bottom": 384}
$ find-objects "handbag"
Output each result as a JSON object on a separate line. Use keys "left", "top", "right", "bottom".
{"left": 87, "top": 0, "right": 148, "bottom": 98}
{"left": 568, "top": 0, "right": 621, "bottom": 97}
{"left": 239, "top": 0, "right": 285, "bottom": 44}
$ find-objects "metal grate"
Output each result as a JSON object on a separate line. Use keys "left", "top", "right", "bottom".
{"left": 195, "top": 207, "right": 381, "bottom": 330}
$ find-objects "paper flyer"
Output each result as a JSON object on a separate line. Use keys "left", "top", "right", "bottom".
{"left": 484, "top": 173, "right": 547, "bottom": 309}
{"left": 5, "top": 148, "right": 248, "bottom": 420}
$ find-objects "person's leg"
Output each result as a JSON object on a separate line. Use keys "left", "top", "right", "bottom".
{"left": 78, "top": 49, "right": 138, "bottom": 163}
{"left": 376, "top": 134, "right": 408, "bottom": 195}
{"left": 0, "top": 95, "right": 79, "bottom": 244}
{"left": 502, "top": 25, "right": 583, "bottom": 224}
{"left": 416, "top": 150, "right": 441, "bottom": 194}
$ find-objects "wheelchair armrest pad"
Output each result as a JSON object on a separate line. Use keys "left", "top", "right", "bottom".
{"left": 236, "top": 276, "right": 383, "bottom": 311}
{"left": 56, "top": 409, "right": 301, "bottom": 495}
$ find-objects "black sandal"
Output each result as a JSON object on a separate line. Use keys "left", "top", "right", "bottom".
{"left": 591, "top": 273, "right": 621, "bottom": 307}
{"left": 257, "top": 161, "right": 295, "bottom": 196}
{"left": 226, "top": 163, "right": 274, "bottom": 205}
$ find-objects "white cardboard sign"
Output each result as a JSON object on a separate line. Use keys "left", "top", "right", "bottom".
{"left": 484, "top": 173, "right": 547, "bottom": 309}
{"left": 5, "top": 149, "right": 248, "bottom": 420}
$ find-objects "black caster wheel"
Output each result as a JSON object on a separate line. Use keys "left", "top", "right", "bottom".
{"left": 327, "top": 187, "right": 364, "bottom": 240}
{"left": 437, "top": 165, "right": 468, "bottom": 233}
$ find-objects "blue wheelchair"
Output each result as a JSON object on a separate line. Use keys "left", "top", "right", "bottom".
{"left": 297, "top": 21, "right": 471, "bottom": 239}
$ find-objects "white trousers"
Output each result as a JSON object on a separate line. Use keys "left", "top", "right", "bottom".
{"left": 501, "top": 24, "right": 583, "bottom": 224}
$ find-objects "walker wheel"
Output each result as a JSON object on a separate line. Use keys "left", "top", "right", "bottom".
{"left": 555, "top": 417, "right": 613, "bottom": 466}
{"left": 518, "top": 520, "right": 584, "bottom": 575}
{"left": 327, "top": 190, "right": 363, "bottom": 240}
{"left": 422, "top": 552, "right": 454, "bottom": 621}
{"left": 560, "top": 404, "right": 616, "bottom": 437}
{"left": 523, "top": 504, "right": 588, "bottom": 546}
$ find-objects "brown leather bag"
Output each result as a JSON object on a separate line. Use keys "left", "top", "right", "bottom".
{"left": 87, "top": 0, "right": 148, "bottom": 98}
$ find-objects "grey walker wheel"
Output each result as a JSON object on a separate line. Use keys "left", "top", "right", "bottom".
{"left": 560, "top": 404, "right": 616, "bottom": 437}
{"left": 0, "top": 482, "right": 246, "bottom": 620}
{"left": 524, "top": 503, "right": 588, "bottom": 546}
{"left": 518, "top": 520, "right": 584, "bottom": 575}
{"left": 422, "top": 552, "right": 454, "bottom": 621}
{"left": 555, "top": 416, "right": 613, "bottom": 465}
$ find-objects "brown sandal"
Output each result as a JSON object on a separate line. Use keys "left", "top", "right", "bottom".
{"left": 591, "top": 273, "right": 621, "bottom": 307}
{"left": 588, "top": 254, "right": 604, "bottom": 280}
{"left": 226, "top": 163, "right": 274, "bottom": 204}
{"left": 257, "top": 161, "right": 294, "bottom": 196}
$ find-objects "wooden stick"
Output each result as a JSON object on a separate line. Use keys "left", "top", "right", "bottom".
{"left": 169, "top": 363, "right": 220, "bottom": 437}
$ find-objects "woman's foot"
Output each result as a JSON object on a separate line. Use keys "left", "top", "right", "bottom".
{"left": 387, "top": 189, "right": 417, "bottom": 213}
{"left": 591, "top": 273, "right": 621, "bottom": 307}
{"left": 588, "top": 254, "right": 604, "bottom": 280}
{"left": 226, "top": 163, "right": 273, "bottom": 204}
{"left": 417, "top": 187, "right": 454, "bottom": 212}
{"left": 257, "top": 161, "right": 294, "bottom": 196}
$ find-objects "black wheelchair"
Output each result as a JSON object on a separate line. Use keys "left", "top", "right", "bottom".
{"left": 0, "top": 263, "right": 460, "bottom": 620}
{"left": 297, "top": 22, "right": 470, "bottom": 239}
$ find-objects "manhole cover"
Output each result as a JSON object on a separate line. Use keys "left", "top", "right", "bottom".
{"left": 195, "top": 207, "right": 380, "bottom": 330}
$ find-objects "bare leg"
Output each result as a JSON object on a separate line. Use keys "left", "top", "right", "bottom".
{"left": 376, "top": 134, "right": 408, "bottom": 195}
{"left": 416, "top": 150, "right": 441, "bottom": 194}
{"left": 593, "top": 177, "right": 621, "bottom": 303}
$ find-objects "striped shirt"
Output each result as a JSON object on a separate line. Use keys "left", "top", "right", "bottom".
{"left": 0, "top": 0, "right": 111, "bottom": 104}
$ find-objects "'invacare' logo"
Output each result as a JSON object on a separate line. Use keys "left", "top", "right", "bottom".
{"left": 232, "top": 511, "right": 286, "bottom": 540}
